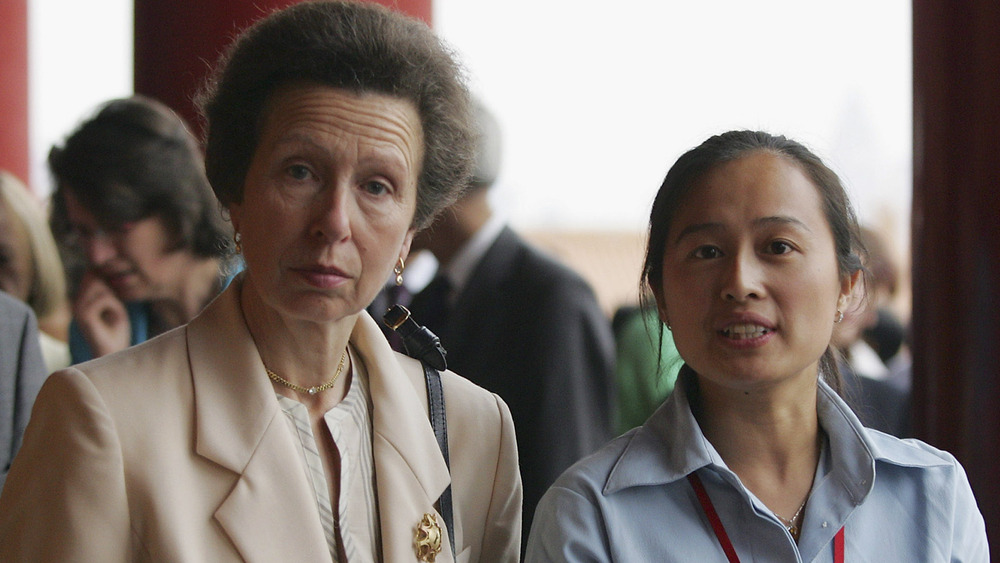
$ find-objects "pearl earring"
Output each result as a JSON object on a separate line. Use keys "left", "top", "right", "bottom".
{"left": 394, "top": 257, "right": 405, "bottom": 286}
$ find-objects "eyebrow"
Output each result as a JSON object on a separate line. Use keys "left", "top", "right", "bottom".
{"left": 673, "top": 215, "right": 812, "bottom": 245}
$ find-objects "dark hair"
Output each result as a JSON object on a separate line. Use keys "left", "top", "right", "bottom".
{"left": 196, "top": 0, "right": 475, "bottom": 230}
{"left": 641, "top": 130, "right": 867, "bottom": 392}
{"left": 48, "top": 95, "right": 231, "bottom": 259}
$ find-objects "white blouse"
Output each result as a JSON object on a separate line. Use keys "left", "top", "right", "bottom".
{"left": 276, "top": 347, "right": 381, "bottom": 562}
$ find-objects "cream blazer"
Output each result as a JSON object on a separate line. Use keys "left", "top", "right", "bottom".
{"left": 0, "top": 282, "right": 522, "bottom": 562}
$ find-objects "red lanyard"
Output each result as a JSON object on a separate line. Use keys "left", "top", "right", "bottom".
{"left": 687, "top": 473, "right": 845, "bottom": 563}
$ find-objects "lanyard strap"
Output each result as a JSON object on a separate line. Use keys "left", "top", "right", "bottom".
{"left": 688, "top": 474, "right": 740, "bottom": 563}
{"left": 834, "top": 525, "right": 845, "bottom": 563}
{"left": 687, "top": 473, "right": 845, "bottom": 562}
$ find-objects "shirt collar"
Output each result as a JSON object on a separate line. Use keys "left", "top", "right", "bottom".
{"left": 437, "top": 214, "right": 505, "bottom": 295}
{"left": 604, "top": 372, "right": 720, "bottom": 494}
{"left": 605, "top": 369, "right": 946, "bottom": 498}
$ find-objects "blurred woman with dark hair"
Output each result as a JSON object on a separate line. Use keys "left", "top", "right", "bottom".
{"left": 47, "top": 95, "right": 233, "bottom": 362}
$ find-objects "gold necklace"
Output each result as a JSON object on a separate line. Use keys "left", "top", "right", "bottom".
{"left": 776, "top": 497, "right": 808, "bottom": 540}
{"left": 265, "top": 350, "right": 347, "bottom": 395}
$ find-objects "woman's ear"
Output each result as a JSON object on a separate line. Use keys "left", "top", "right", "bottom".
{"left": 839, "top": 269, "right": 862, "bottom": 311}
{"left": 400, "top": 228, "right": 415, "bottom": 262}
{"left": 227, "top": 203, "right": 242, "bottom": 235}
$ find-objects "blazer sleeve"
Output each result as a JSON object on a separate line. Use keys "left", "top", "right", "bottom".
{"left": 0, "top": 298, "right": 47, "bottom": 490}
{"left": 479, "top": 393, "right": 523, "bottom": 562}
{"left": 531, "top": 277, "right": 616, "bottom": 485}
{"left": 0, "top": 369, "right": 133, "bottom": 562}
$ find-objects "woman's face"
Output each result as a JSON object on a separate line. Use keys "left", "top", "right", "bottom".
{"left": 229, "top": 84, "right": 421, "bottom": 325}
{"left": 63, "top": 189, "right": 188, "bottom": 302}
{"left": 0, "top": 200, "right": 34, "bottom": 302}
{"left": 656, "top": 151, "right": 854, "bottom": 393}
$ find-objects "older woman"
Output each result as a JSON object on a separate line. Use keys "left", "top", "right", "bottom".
{"left": 0, "top": 2, "right": 521, "bottom": 562}
{"left": 526, "top": 131, "right": 987, "bottom": 561}
{"left": 47, "top": 95, "right": 233, "bottom": 362}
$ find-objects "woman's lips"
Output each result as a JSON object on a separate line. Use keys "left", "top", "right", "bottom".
{"left": 101, "top": 269, "right": 136, "bottom": 289}
{"left": 293, "top": 265, "right": 350, "bottom": 289}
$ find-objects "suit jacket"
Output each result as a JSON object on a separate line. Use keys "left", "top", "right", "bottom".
{"left": 840, "top": 363, "right": 912, "bottom": 438}
{"left": 415, "top": 226, "right": 615, "bottom": 540}
{"left": 0, "top": 292, "right": 47, "bottom": 492}
{"left": 0, "top": 281, "right": 521, "bottom": 562}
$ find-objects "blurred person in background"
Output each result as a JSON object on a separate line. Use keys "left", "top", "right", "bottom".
{"left": 404, "top": 98, "right": 616, "bottom": 550}
{"left": 833, "top": 225, "right": 911, "bottom": 436}
{"left": 857, "top": 225, "right": 912, "bottom": 393}
{"left": 612, "top": 301, "right": 682, "bottom": 434}
{"left": 47, "top": 95, "right": 234, "bottom": 362}
{"left": 0, "top": 171, "right": 72, "bottom": 372}
{"left": 0, "top": 291, "right": 46, "bottom": 492}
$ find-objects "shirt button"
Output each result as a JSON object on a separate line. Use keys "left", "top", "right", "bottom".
{"left": 822, "top": 522, "right": 829, "bottom": 528}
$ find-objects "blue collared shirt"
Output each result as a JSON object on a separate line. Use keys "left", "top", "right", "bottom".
{"left": 526, "top": 375, "right": 988, "bottom": 562}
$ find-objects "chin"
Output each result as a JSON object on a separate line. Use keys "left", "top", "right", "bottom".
{"left": 696, "top": 357, "right": 780, "bottom": 385}
{"left": 113, "top": 286, "right": 148, "bottom": 303}
{"left": 282, "top": 293, "right": 359, "bottom": 324}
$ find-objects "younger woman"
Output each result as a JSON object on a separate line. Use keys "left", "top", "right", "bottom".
{"left": 526, "top": 131, "right": 987, "bottom": 561}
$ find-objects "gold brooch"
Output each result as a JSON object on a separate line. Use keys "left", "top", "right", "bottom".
{"left": 414, "top": 512, "right": 443, "bottom": 562}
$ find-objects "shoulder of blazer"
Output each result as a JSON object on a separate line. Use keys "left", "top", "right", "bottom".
{"left": 394, "top": 351, "right": 505, "bottom": 421}
{"left": 69, "top": 326, "right": 192, "bottom": 403}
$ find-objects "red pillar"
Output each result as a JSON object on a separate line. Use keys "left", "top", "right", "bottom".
{"left": 369, "top": 0, "right": 432, "bottom": 25}
{"left": 912, "top": 0, "right": 1000, "bottom": 548}
{"left": 134, "top": 0, "right": 433, "bottom": 136}
{"left": 0, "top": 0, "right": 30, "bottom": 185}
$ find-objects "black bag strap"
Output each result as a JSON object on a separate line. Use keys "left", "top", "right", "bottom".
{"left": 423, "top": 362, "right": 456, "bottom": 557}
{"left": 382, "top": 305, "right": 447, "bottom": 371}
{"left": 382, "top": 305, "right": 455, "bottom": 555}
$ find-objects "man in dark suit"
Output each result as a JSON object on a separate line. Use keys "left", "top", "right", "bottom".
{"left": 403, "top": 100, "right": 616, "bottom": 547}
{"left": 0, "top": 290, "right": 47, "bottom": 491}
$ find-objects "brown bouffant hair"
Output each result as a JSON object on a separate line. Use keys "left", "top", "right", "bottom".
{"left": 196, "top": 0, "right": 476, "bottom": 231}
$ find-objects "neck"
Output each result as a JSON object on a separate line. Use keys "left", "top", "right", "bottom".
{"left": 693, "top": 373, "right": 822, "bottom": 520}
{"left": 417, "top": 190, "right": 493, "bottom": 267}
{"left": 150, "top": 257, "right": 222, "bottom": 329}
{"left": 238, "top": 275, "right": 354, "bottom": 410}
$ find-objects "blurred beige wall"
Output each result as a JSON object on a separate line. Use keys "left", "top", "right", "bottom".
{"left": 522, "top": 229, "right": 647, "bottom": 318}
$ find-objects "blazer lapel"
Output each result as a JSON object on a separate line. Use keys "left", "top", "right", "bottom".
{"left": 351, "top": 312, "right": 455, "bottom": 562}
{"left": 187, "top": 281, "right": 331, "bottom": 562}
